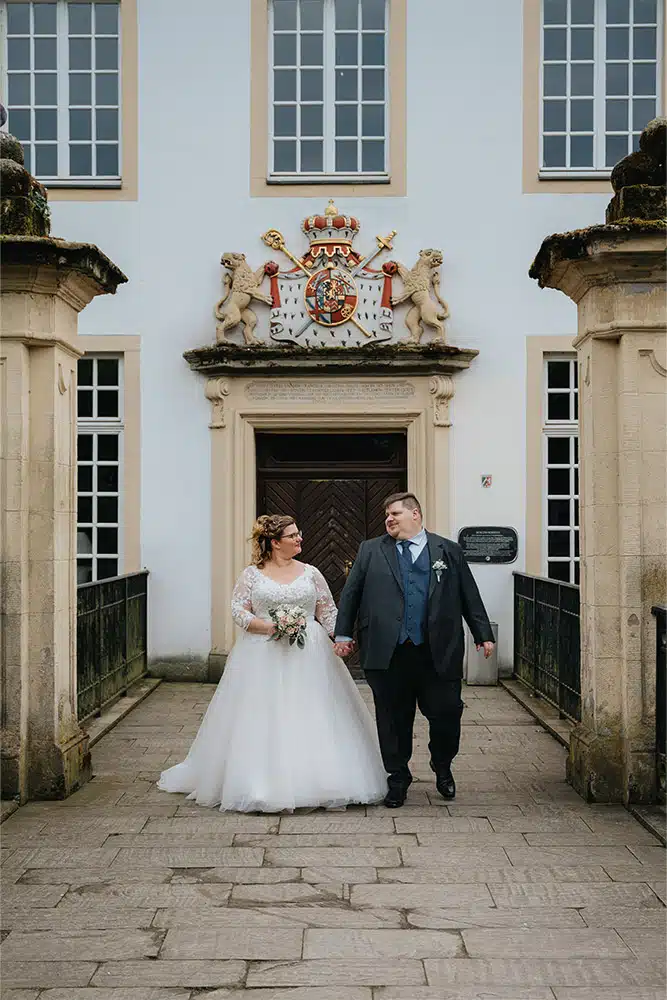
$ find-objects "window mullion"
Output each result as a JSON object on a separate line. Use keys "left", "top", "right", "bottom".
{"left": 57, "top": 0, "right": 69, "bottom": 178}
{"left": 594, "top": 0, "right": 606, "bottom": 169}
{"left": 323, "top": 0, "right": 335, "bottom": 174}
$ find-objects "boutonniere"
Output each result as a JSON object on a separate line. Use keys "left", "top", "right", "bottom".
{"left": 432, "top": 559, "right": 447, "bottom": 582}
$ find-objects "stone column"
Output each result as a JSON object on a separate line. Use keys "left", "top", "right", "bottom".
{"left": 530, "top": 119, "right": 667, "bottom": 803}
{"left": 1, "top": 125, "right": 126, "bottom": 799}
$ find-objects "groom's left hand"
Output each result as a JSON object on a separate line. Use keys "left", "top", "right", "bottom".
{"left": 476, "top": 641, "right": 495, "bottom": 659}
{"left": 334, "top": 640, "right": 355, "bottom": 657}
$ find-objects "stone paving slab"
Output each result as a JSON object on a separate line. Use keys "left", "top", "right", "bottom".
{"left": 0, "top": 680, "right": 663, "bottom": 998}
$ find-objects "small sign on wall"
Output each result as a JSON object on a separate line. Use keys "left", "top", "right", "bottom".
{"left": 458, "top": 526, "right": 519, "bottom": 564}
{"left": 481, "top": 475, "right": 492, "bottom": 488}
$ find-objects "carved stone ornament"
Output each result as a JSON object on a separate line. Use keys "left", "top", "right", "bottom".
{"left": 204, "top": 377, "right": 230, "bottom": 428}
{"left": 390, "top": 249, "right": 450, "bottom": 343}
{"left": 429, "top": 375, "right": 455, "bottom": 426}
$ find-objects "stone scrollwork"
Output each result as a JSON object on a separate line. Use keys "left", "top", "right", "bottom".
{"left": 205, "top": 377, "right": 230, "bottom": 428}
{"left": 639, "top": 348, "right": 667, "bottom": 378}
{"left": 391, "top": 249, "right": 450, "bottom": 343}
{"left": 429, "top": 375, "right": 455, "bottom": 426}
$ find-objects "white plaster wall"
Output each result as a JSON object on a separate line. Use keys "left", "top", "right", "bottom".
{"left": 47, "top": 0, "right": 610, "bottom": 661}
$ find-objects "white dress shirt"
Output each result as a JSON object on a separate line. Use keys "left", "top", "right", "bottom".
{"left": 335, "top": 529, "right": 429, "bottom": 642}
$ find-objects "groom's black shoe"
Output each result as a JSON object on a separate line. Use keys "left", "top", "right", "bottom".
{"left": 430, "top": 760, "right": 456, "bottom": 800}
{"left": 383, "top": 785, "right": 408, "bottom": 808}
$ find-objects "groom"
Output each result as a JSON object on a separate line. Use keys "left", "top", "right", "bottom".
{"left": 334, "top": 492, "right": 495, "bottom": 808}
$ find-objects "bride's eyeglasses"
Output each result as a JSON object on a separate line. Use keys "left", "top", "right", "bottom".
{"left": 282, "top": 530, "right": 303, "bottom": 540}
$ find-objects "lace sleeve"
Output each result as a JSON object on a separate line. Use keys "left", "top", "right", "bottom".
{"left": 311, "top": 566, "right": 338, "bottom": 636}
{"left": 231, "top": 566, "right": 255, "bottom": 630}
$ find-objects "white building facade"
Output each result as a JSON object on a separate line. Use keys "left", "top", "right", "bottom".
{"left": 2, "top": 0, "right": 663, "bottom": 675}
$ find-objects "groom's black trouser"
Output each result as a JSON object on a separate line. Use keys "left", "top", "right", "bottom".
{"left": 365, "top": 640, "right": 463, "bottom": 787}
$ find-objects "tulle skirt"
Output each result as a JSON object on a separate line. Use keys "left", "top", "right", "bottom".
{"left": 157, "top": 620, "right": 388, "bottom": 812}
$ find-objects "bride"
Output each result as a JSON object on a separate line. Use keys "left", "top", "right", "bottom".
{"left": 158, "top": 514, "right": 388, "bottom": 812}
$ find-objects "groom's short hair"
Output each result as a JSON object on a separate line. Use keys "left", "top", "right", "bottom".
{"left": 384, "top": 491, "right": 422, "bottom": 517}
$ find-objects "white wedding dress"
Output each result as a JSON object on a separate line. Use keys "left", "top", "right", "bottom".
{"left": 157, "top": 563, "right": 387, "bottom": 812}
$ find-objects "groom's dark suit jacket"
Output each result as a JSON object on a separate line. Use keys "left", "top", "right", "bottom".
{"left": 335, "top": 532, "right": 494, "bottom": 679}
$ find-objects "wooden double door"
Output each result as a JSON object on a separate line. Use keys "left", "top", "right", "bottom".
{"left": 256, "top": 433, "right": 407, "bottom": 607}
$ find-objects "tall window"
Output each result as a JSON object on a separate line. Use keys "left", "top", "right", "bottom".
{"left": 541, "top": 0, "right": 662, "bottom": 173}
{"left": 270, "top": 0, "right": 388, "bottom": 180}
{"left": 543, "top": 356, "right": 580, "bottom": 584}
{"left": 2, "top": 0, "right": 121, "bottom": 183}
{"left": 76, "top": 356, "right": 122, "bottom": 583}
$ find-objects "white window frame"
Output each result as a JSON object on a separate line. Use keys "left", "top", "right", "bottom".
{"left": 542, "top": 354, "right": 580, "bottom": 585}
{"left": 268, "top": 0, "right": 390, "bottom": 184}
{"left": 0, "top": 0, "right": 122, "bottom": 187}
{"left": 77, "top": 354, "right": 124, "bottom": 583}
{"left": 539, "top": 0, "right": 664, "bottom": 179}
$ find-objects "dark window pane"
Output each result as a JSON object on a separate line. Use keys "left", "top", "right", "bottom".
{"left": 95, "top": 72, "right": 118, "bottom": 105}
{"left": 547, "top": 437, "right": 570, "bottom": 464}
{"left": 35, "top": 109, "right": 57, "bottom": 140}
{"left": 23, "top": 147, "right": 31, "bottom": 173}
{"left": 633, "top": 98, "right": 656, "bottom": 130}
{"left": 634, "top": 0, "right": 657, "bottom": 21}
{"left": 7, "top": 4, "right": 30, "bottom": 34}
{"left": 547, "top": 360, "right": 570, "bottom": 387}
{"left": 606, "top": 26, "right": 629, "bottom": 58}
{"left": 97, "top": 465, "right": 119, "bottom": 492}
{"left": 543, "top": 0, "right": 567, "bottom": 24}
{"left": 362, "top": 104, "right": 384, "bottom": 136}
{"left": 70, "top": 144, "right": 93, "bottom": 175}
{"left": 78, "top": 495, "right": 93, "bottom": 522}
{"left": 69, "top": 72, "right": 91, "bottom": 104}
{"left": 574, "top": 467, "right": 579, "bottom": 496}
{"left": 95, "top": 143, "right": 118, "bottom": 176}
{"left": 548, "top": 392, "right": 570, "bottom": 420}
{"left": 8, "top": 38, "right": 30, "bottom": 71}
{"left": 335, "top": 0, "right": 358, "bottom": 30}
{"left": 543, "top": 134, "right": 566, "bottom": 166}
{"left": 543, "top": 27, "right": 567, "bottom": 60}
{"left": 69, "top": 3, "right": 92, "bottom": 34}
{"left": 548, "top": 560, "right": 571, "bottom": 582}
{"left": 97, "top": 558, "right": 118, "bottom": 580}
{"left": 35, "top": 144, "right": 57, "bottom": 175}
{"left": 548, "top": 467, "right": 571, "bottom": 495}
{"left": 571, "top": 99, "right": 594, "bottom": 131}
{"left": 301, "top": 68, "right": 323, "bottom": 100}
{"left": 70, "top": 108, "right": 92, "bottom": 140}
{"left": 571, "top": 134, "right": 594, "bottom": 166}
{"left": 77, "top": 434, "right": 93, "bottom": 461}
{"left": 275, "top": 105, "right": 297, "bottom": 136}
{"left": 300, "top": 104, "right": 323, "bottom": 136}
{"left": 9, "top": 109, "right": 31, "bottom": 141}
{"left": 300, "top": 140, "right": 323, "bottom": 171}
{"left": 301, "top": 0, "right": 324, "bottom": 30}
{"left": 548, "top": 531, "right": 570, "bottom": 557}
{"left": 274, "top": 69, "right": 296, "bottom": 101}
{"left": 573, "top": 364, "right": 578, "bottom": 388}
{"left": 607, "top": 0, "right": 630, "bottom": 22}
{"left": 336, "top": 33, "right": 358, "bottom": 65}
{"left": 97, "top": 527, "right": 118, "bottom": 554}
{"left": 273, "top": 140, "right": 297, "bottom": 171}
{"left": 95, "top": 3, "right": 119, "bottom": 34}
{"left": 97, "top": 495, "right": 118, "bottom": 523}
{"left": 34, "top": 3, "right": 57, "bottom": 34}
{"left": 574, "top": 531, "right": 580, "bottom": 556}
{"left": 606, "top": 62, "right": 629, "bottom": 95}
{"left": 606, "top": 133, "right": 629, "bottom": 166}
{"left": 573, "top": 392, "right": 578, "bottom": 419}
{"left": 97, "top": 434, "right": 119, "bottom": 460}
{"left": 571, "top": 63, "right": 594, "bottom": 96}
{"left": 362, "top": 33, "right": 384, "bottom": 65}
{"left": 335, "top": 139, "right": 358, "bottom": 171}
{"left": 571, "top": 0, "right": 594, "bottom": 23}
{"left": 77, "top": 526, "right": 93, "bottom": 553}
{"left": 8, "top": 74, "right": 31, "bottom": 105}
{"left": 69, "top": 37, "right": 92, "bottom": 70}
{"left": 544, "top": 63, "right": 567, "bottom": 96}
{"left": 606, "top": 98, "right": 629, "bottom": 130}
{"left": 548, "top": 499, "right": 571, "bottom": 526}
{"left": 96, "top": 37, "right": 118, "bottom": 70}
{"left": 362, "top": 68, "right": 384, "bottom": 100}
{"left": 273, "top": 0, "right": 297, "bottom": 30}
{"left": 571, "top": 27, "right": 594, "bottom": 59}
{"left": 78, "top": 358, "right": 93, "bottom": 385}
{"left": 544, "top": 100, "right": 566, "bottom": 132}
{"left": 96, "top": 108, "right": 118, "bottom": 140}
{"left": 574, "top": 501, "right": 580, "bottom": 525}
{"left": 336, "top": 68, "right": 357, "bottom": 100}
{"left": 274, "top": 33, "right": 296, "bottom": 65}
{"left": 77, "top": 559, "right": 93, "bottom": 584}
{"left": 97, "top": 390, "right": 119, "bottom": 418}
{"left": 361, "top": 139, "right": 384, "bottom": 171}
{"left": 633, "top": 63, "right": 656, "bottom": 96}
{"left": 362, "top": 0, "right": 385, "bottom": 29}
{"left": 574, "top": 562, "right": 580, "bottom": 585}
{"left": 574, "top": 436, "right": 579, "bottom": 461}
{"left": 336, "top": 104, "right": 358, "bottom": 135}
{"left": 78, "top": 465, "right": 93, "bottom": 491}
{"left": 300, "top": 33, "right": 323, "bottom": 65}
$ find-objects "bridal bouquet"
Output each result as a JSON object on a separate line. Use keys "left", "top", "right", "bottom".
{"left": 268, "top": 604, "right": 308, "bottom": 649}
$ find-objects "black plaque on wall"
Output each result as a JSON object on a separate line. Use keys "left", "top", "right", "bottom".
{"left": 458, "top": 526, "right": 519, "bottom": 564}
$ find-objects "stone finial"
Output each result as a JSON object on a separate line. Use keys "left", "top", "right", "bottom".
{"left": 0, "top": 102, "right": 51, "bottom": 236}
{"left": 606, "top": 117, "right": 666, "bottom": 224}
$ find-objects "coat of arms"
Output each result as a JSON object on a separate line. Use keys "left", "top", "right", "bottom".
{"left": 214, "top": 200, "right": 450, "bottom": 348}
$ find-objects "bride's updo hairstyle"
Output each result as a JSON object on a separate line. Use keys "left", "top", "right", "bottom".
{"left": 251, "top": 514, "right": 297, "bottom": 567}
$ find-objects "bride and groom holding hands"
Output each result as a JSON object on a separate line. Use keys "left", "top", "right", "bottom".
{"left": 158, "top": 492, "right": 495, "bottom": 812}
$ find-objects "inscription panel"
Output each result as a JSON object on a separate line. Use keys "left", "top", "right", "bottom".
{"left": 458, "top": 526, "right": 519, "bottom": 564}
{"left": 245, "top": 380, "right": 416, "bottom": 403}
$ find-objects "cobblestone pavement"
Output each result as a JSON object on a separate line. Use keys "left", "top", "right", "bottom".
{"left": 2, "top": 681, "right": 665, "bottom": 999}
